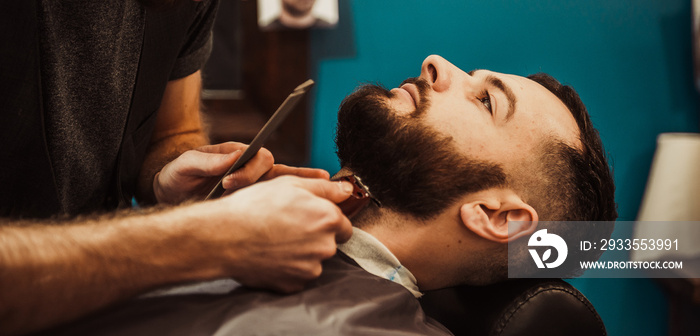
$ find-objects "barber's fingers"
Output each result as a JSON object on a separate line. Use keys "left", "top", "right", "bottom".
{"left": 290, "top": 176, "right": 354, "bottom": 204}
{"left": 192, "top": 142, "right": 277, "bottom": 189}
{"left": 175, "top": 149, "right": 242, "bottom": 177}
{"left": 260, "top": 164, "right": 330, "bottom": 181}
{"left": 196, "top": 142, "right": 330, "bottom": 185}
{"left": 221, "top": 148, "right": 275, "bottom": 190}
{"left": 287, "top": 177, "right": 355, "bottom": 243}
{"left": 195, "top": 141, "right": 249, "bottom": 154}
{"left": 334, "top": 215, "right": 354, "bottom": 243}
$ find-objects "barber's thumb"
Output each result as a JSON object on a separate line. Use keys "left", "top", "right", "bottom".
{"left": 296, "top": 177, "right": 354, "bottom": 203}
{"left": 334, "top": 181, "right": 355, "bottom": 203}
{"left": 312, "top": 179, "right": 354, "bottom": 203}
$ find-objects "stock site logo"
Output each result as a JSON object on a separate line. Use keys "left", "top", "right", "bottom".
{"left": 528, "top": 229, "right": 568, "bottom": 269}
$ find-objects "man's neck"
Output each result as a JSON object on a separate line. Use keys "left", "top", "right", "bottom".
{"left": 335, "top": 167, "right": 466, "bottom": 290}
{"left": 352, "top": 206, "right": 462, "bottom": 291}
{"left": 338, "top": 227, "right": 422, "bottom": 297}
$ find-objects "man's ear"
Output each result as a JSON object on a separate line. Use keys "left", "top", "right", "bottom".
{"left": 459, "top": 191, "right": 539, "bottom": 244}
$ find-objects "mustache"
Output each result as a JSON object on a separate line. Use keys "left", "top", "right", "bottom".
{"left": 400, "top": 77, "right": 430, "bottom": 95}
{"left": 398, "top": 77, "right": 431, "bottom": 118}
{"left": 343, "top": 77, "right": 432, "bottom": 120}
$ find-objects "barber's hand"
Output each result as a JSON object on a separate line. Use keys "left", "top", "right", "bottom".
{"left": 200, "top": 176, "right": 355, "bottom": 293}
{"left": 154, "top": 142, "right": 328, "bottom": 204}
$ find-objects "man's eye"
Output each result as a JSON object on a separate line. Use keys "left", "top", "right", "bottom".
{"left": 478, "top": 90, "right": 492, "bottom": 114}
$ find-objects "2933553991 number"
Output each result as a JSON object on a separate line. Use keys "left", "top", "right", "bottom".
{"left": 599, "top": 238, "right": 678, "bottom": 251}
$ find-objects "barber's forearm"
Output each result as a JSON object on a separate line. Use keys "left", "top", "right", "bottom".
{"left": 0, "top": 206, "right": 218, "bottom": 335}
{"left": 137, "top": 70, "right": 208, "bottom": 204}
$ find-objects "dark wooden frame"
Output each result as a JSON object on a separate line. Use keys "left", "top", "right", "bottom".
{"left": 203, "top": 0, "right": 311, "bottom": 166}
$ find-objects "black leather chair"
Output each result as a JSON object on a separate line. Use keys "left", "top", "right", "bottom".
{"left": 420, "top": 279, "right": 607, "bottom": 336}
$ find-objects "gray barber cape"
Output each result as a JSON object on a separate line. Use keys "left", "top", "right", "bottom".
{"left": 42, "top": 252, "right": 453, "bottom": 335}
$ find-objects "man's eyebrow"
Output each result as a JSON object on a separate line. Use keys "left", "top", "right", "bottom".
{"left": 485, "top": 75, "right": 517, "bottom": 122}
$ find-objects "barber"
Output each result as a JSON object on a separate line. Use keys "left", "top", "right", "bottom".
{"left": 0, "top": 0, "right": 353, "bottom": 334}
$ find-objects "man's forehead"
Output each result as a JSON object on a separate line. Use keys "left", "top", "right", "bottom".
{"left": 496, "top": 72, "right": 582, "bottom": 149}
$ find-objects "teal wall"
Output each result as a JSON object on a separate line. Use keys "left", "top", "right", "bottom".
{"left": 309, "top": 0, "right": 700, "bottom": 335}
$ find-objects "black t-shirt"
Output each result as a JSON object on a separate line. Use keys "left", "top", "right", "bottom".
{"left": 36, "top": 0, "right": 215, "bottom": 215}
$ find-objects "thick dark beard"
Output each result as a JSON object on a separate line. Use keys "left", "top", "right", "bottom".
{"left": 335, "top": 81, "right": 507, "bottom": 220}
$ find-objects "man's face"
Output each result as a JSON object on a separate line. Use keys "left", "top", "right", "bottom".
{"left": 390, "top": 55, "right": 581, "bottom": 171}
{"left": 335, "top": 55, "right": 580, "bottom": 219}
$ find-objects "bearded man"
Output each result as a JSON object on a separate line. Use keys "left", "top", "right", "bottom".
{"left": 40, "top": 55, "right": 616, "bottom": 336}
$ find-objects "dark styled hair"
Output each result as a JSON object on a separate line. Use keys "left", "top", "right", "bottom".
{"left": 497, "top": 73, "right": 618, "bottom": 280}
{"left": 525, "top": 73, "right": 617, "bottom": 223}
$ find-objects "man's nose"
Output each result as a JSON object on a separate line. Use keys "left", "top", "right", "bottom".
{"left": 421, "top": 55, "right": 452, "bottom": 93}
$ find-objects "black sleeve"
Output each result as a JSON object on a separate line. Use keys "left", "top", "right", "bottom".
{"left": 169, "top": 0, "right": 219, "bottom": 80}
